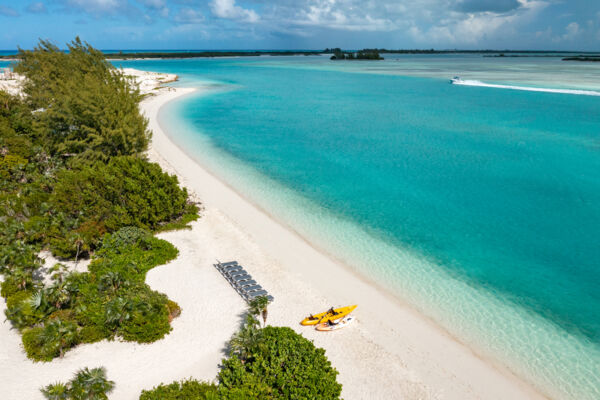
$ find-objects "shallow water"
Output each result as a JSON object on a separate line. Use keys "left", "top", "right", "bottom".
{"left": 115, "top": 56, "right": 599, "bottom": 399}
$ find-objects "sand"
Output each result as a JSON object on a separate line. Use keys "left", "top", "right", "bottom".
{"left": 0, "top": 70, "right": 547, "bottom": 399}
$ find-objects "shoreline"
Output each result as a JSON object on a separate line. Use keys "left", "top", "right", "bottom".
{"left": 0, "top": 69, "right": 549, "bottom": 399}
{"left": 145, "top": 85, "right": 548, "bottom": 399}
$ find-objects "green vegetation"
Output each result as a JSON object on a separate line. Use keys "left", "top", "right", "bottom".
{"left": 139, "top": 380, "right": 218, "bottom": 400}
{"left": 1, "top": 38, "right": 198, "bottom": 361}
{"left": 3, "top": 37, "right": 341, "bottom": 398}
{"left": 562, "top": 56, "right": 600, "bottom": 62}
{"left": 41, "top": 367, "right": 114, "bottom": 400}
{"left": 140, "top": 297, "right": 342, "bottom": 399}
{"left": 329, "top": 48, "right": 383, "bottom": 60}
{"left": 48, "top": 157, "right": 194, "bottom": 258}
{"left": 14, "top": 38, "right": 150, "bottom": 161}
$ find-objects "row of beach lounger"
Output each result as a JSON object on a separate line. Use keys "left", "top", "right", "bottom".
{"left": 215, "top": 261, "right": 274, "bottom": 302}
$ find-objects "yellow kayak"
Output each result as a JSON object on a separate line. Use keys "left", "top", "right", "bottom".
{"left": 300, "top": 305, "right": 357, "bottom": 326}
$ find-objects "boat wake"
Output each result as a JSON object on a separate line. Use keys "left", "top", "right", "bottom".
{"left": 451, "top": 79, "right": 600, "bottom": 96}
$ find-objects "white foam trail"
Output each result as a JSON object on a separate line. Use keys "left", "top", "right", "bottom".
{"left": 452, "top": 79, "right": 600, "bottom": 96}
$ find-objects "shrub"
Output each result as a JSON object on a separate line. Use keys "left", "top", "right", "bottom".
{"left": 47, "top": 309, "right": 77, "bottom": 322}
{"left": 91, "top": 230, "right": 178, "bottom": 282}
{"left": 218, "top": 326, "right": 342, "bottom": 399}
{"left": 118, "top": 292, "right": 172, "bottom": 343}
{"left": 5, "top": 290, "right": 33, "bottom": 309}
{"left": 139, "top": 312, "right": 342, "bottom": 399}
{"left": 5, "top": 290, "right": 48, "bottom": 330}
{"left": 48, "top": 157, "right": 192, "bottom": 257}
{"left": 79, "top": 325, "right": 107, "bottom": 344}
{"left": 155, "top": 203, "right": 201, "bottom": 233}
{"left": 167, "top": 300, "right": 181, "bottom": 321}
{"left": 22, "top": 319, "right": 79, "bottom": 361}
{"left": 100, "top": 226, "right": 152, "bottom": 253}
{"left": 40, "top": 382, "right": 70, "bottom": 400}
{"left": 66, "top": 231, "right": 180, "bottom": 350}
{"left": 140, "top": 379, "right": 219, "bottom": 400}
{"left": 1, "top": 268, "right": 37, "bottom": 298}
{"left": 22, "top": 326, "right": 47, "bottom": 361}
{"left": 69, "top": 367, "right": 115, "bottom": 400}
{"left": 40, "top": 367, "right": 114, "bottom": 400}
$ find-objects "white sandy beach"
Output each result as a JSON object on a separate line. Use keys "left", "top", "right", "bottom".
{"left": 0, "top": 70, "right": 547, "bottom": 399}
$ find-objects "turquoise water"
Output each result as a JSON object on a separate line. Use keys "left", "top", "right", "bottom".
{"left": 125, "top": 57, "right": 596, "bottom": 398}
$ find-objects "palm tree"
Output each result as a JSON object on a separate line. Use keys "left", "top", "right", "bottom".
{"left": 229, "top": 316, "right": 264, "bottom": 362}
{"left": 40, "top": 382, "right": 69, "bottom": 400}
{"left": 45, "top": 282, "right": 71, "bottom": 309}
{"left": 104, "top": 297, "right": 133, "bottom": 328}
{"left": 39, "top": 319, "right": 78, "bottom": 358}
{"left": 69, "top": 367, "right": 115, "bottom": 400}
{"left": 98, "top": 272, "right": 127, "bottom": 293}
{"left": 11, "top": 267, "right": 34, "bottom": 291}
{"left": 29, "top": 290, "right": 53, "bottom": 318}
{"left": 249, "top": 296, "right": 270, "bottom": 327}
{"left": 29, "top": 290, "right": 48, "bottom": 310}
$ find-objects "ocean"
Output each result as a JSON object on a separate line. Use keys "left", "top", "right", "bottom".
{"left": 5, "top": 54, "right": 600, "bottom": 399}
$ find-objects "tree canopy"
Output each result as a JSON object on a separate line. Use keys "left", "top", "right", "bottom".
{"left": 14, "top": 37, "right": 149, "bottom": 161}
{"left": 1, "top": 38, "right": 197, "bottom": 362}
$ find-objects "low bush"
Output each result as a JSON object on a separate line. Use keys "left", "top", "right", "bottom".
{"left": 22, "top": 327, "right": 48, "bottom": 361}
{"left": 1, "top": 268, "right": 38, "bottom": 298}
{"left": 4, "top": 290, "right": 47, "bottom": 330}
{"left": 140, "top": 301, "right": 343, "bottom": 399}
{"left": 22, "top": 319, "right": 79, "bottom": 361}
{"left": 5, "top": 227, "right": 182, "bottom": 361}
{"left": 167, "top": 300, "right": 181, "bottom": 321}
{"left": 48, "top": 156, "right": 191, "bottom": 258}
{"left": 218, "top": 327, "right": 342, "bottom": 399}
{"left": 79, "top": 325, "right": 107, "bottom": 344}
{"left": 117, "top": 291, "right": 172, "bottom": 343}
{"left": 41, "top": 366, "right": 114, "bottom": 400}
{"left": 140, "top": 379, "right": 219, "bottom": 400}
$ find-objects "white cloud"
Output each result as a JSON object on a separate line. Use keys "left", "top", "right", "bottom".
{"left": 210, "top": 0, "right": 259, "bottom": 23}
{"left": 175, "top": 8, "right": 204, "bottom": 24}
{"left": 408, "top": 0, "right": 548, "bottom": 45}
{"left": 0, "top": 5, "right": 19, "bottom": 17}
{"left": 137, "top": 0, "right": 169, "bottom": 20}
{"left": 137, "top": 0, "right": 166, "bottom": 8}
{"left": 561, "top": 22, "right": 580, "bottom": 40}
{"left": 26, "top": 2, "right": 47, "bottom": 14}
{"left": 65, "top": 0, "right": 126, "bottom": 15}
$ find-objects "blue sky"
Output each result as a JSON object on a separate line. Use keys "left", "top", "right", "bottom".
{"left": 0, "top": 0, "right": 599, "bottom": 50}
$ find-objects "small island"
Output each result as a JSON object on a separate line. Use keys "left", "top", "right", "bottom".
{"left": 562, "top": 56, "right": 600, "bottom": 62}
{"left": 329, "top": 48, "right": 384, "bottom": 60}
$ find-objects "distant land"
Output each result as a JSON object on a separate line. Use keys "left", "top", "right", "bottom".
{"left": 1, "top": 49, "right": 599, "bottom": 61}
{"left": 562, "top": 56, "right": 600, "bottom": 62}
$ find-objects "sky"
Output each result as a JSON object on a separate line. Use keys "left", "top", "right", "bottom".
{"left": 0, "top": 0, "right": 599, "bottom": 50}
